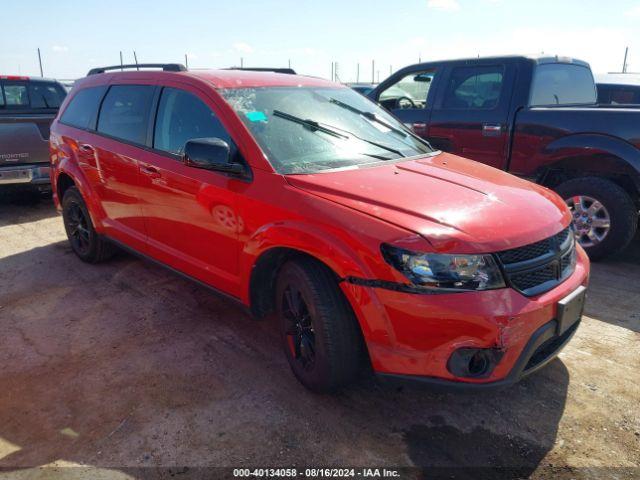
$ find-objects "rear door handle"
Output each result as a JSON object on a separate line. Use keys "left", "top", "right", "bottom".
{"left": 79, "top": 144, "right": 94, "bottom": 152}
{"left": 140, "top": 164, "right": 161, "bottom": 178}
{"left": 482, "top": 124, "right": 503, "bottom": 136}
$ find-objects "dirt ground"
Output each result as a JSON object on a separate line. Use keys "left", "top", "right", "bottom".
{"left": 0, "top": 193, "right": 638, "bottom": 480}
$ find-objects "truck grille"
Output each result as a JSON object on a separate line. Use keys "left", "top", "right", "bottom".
{"left": 496, "top": 228, "right": 576, "bottom": 296}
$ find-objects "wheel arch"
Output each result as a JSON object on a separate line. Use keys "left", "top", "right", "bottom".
{"left": 536, "top": 134, "right": 640, "bottom": 204}
{"left": 248, "top": 246, "right": 341, "bottom": 318}
{"left": 241, "top": 221, "right": 376, "bottom": 319}
{"left": 54, "top": 159, "right": 106, "bottom": 231}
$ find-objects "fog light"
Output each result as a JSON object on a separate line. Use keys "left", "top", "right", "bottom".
{"left": 447, "top": 348, "right": 504, "bottom": 379}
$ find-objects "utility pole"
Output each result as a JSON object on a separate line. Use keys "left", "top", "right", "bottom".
{"left": 120, "top": 51, "right": 123, "bottom": 71}
{"left": 389, "top": 65, "right": 392, "bottom": 76}
{"left": 331, "top": 61, "right": 334, "bottom": 82}
{"left": 356, "top": 62, "right": 360, "bottom": 83}
{"left": 335, "top": 62, "right": 339, "bottom": 83}
{"left": 371, "top": 59, "right": 375, "bottom": 84}
{"left": 419, "top": 53, "right": 422, "bottom": 63}
{"left": 377, "top": 70, "right": 380, "bottom": 83}
{"left": 134, "top": 51, "right": 139, "bottom": 70}
{"left": 623, "top": 47, "right": 629, "bottom": 73}
{"left": 240, "top": 57, "right": 244, "bottom": 68}
{"left": 185, "top": 54, "right": 189, "bottom": 69}
{"left": 37, "top": 48, "right": 43, "bottom": 77}
{"left": 288, "top": 59, "right": 291, "bottom": 69}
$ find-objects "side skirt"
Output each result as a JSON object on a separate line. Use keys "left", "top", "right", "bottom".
{"left": 105, "top": 235, "right": 252, "bottom": 317}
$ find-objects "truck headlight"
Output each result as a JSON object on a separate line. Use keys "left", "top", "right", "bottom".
{"left": 381, "top": 244, "right": 506, "bottom": 291}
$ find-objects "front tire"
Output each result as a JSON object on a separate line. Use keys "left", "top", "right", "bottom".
{"left": 555, "top": 177, "right": 638, "bottom": 260}
{"left": 62, "top": 186, "right": 115, "bottom": 263}
{"left": 276, "top": 258, "right": 362, "bottom": 392}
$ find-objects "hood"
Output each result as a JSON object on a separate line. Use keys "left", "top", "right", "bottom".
{"left": 285, "top": 153, "right": 572, "bottom": 254}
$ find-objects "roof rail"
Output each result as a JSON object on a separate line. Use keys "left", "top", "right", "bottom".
{"left": 225, "top": 67, "right": 296, "bottom": 75}
{"left": 87, "top": 63, "right": 187, "bottom": 76}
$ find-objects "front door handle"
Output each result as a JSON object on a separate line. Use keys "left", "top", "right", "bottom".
{"left": 140, "top": 164, "right": 161, "bottom": 178}
{"left": 411, "top": 122, "right": 428, "bottom": 136}
{"left": 482, "top": 124, "right": 503, "bottom": 137}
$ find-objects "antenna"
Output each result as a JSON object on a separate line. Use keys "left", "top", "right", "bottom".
{"left": 37, "top": 48, "right": 43, "bottom": 77}
{"left": 623, "top": 47, "right": 629, "bottom": 73}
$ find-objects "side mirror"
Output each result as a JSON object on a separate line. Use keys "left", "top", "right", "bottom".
{"left": 183, "top": 138, "right": 245, "bottom": 175}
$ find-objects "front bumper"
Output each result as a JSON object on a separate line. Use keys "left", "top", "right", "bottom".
{"left": 377, "top": 317, "right": 580, "bottom": 391}
{"left": 341, "top": 246, "right": 589, "bottom": 389}
{"left": 0, "top": 164, "right": 50, "bottom": 186}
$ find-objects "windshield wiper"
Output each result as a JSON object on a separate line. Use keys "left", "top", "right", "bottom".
{"left": 272, "top": 110, "right": 347, "bottom": 139}
{"left": 328, "top": 97, "right": 407, "bottom": 137}
{"left": 273, "top": 109, "right": 405, "bottom": 159}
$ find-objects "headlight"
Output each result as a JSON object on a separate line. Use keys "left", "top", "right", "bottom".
{"left": 381, "top": 244, "right": 506, "bottom": 291}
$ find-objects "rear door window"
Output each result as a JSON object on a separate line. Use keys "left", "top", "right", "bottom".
{"left": 3, "top": 83, "right": 29, "bottom": 107}
{"left": 442, "top": 66, "right": 504, "bottom": 109}
{"left": 29, "top": 83, "right": 67, "bottom": 109}
{"left": 153, "top": 87, "right": 233, "bottom": 155}
{"left": 530, "top": 64, "right": 596, "bottom": 106}
{"left": 97, "top": 85, "right": 156, "bottom": 145}
{"left": 60, "top": 86, "right": 107, "bottom": 129}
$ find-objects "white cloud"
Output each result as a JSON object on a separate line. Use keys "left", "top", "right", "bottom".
{"left": 52, "top": 45, "right": 69, "bottom": 53}
{"left": 427, "top": 0, "right": 460, "bottom": 11}
{"left": 626, "top": 4, "right": 640, "bottom": 16}
{"left": 233, "top": 42, "right": 254, "bottom": 54}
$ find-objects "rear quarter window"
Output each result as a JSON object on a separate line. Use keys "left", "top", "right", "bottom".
{"left": 60, "top": 86, "right": 107, "bottom": 129}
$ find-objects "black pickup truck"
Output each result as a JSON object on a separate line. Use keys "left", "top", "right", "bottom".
{"left": 0, "top": 76, "right": 67, "bottom": 192}
{"left": 370, "top": 56, "right": 640, "bottom": 259}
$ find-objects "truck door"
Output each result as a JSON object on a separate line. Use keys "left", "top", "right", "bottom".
{"left": 371, "top": 67, "right": 440, "bottom": 138}
{"left": 427, "top": 63, "right": 515, "bottom": 169}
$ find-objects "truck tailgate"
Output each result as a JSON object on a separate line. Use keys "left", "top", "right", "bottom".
{"left": 0, "top": 113, "right": 55, "bottom": 166}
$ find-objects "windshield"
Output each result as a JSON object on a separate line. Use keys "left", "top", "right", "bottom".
{"left": 530, "top": 63, "right": 597, "bottom": 106}
{"left": 220, "top": 86, "right": 434, "bottom": 174}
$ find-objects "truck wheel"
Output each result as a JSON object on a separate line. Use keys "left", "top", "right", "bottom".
{"left": 555, "top": 177, "right": 638, "bottom": 260}
{"left": 62, "top": 186, "right": 116, "bottom": 263}
{"left": 275, "top": 258, "right": 362, "bottom": 392}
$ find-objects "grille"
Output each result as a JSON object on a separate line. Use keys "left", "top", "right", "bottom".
{"left": 496, "top": 227, "right": 575, "bottom": 296}
{"left": 509, "top": 264, "right": 556, "bottom": 291}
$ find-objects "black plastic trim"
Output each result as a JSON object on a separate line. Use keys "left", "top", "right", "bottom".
{"left": 104, "top": 236, "right": 251, "bottom": 315}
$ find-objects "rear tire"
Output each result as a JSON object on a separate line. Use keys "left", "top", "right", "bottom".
{"left": 62, "top": 186, "right": 116, "bottom": 263}
{"left": 555, "top": 177, "right": 638, "bottom": 260}
{"left": 276, "top": 258, "right": 362, "bottom": 392}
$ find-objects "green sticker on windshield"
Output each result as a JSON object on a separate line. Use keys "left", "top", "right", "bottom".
{"left": 245, "top": 111, "right": 267, "bottom": 122}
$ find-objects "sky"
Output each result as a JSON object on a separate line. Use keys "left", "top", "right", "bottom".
{"left": 1, "top": 0, "right": 639, "bottom": 82}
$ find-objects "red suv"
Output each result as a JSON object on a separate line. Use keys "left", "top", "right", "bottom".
{"left": 50, "top": 64, "right": 589, "bottom": 392}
